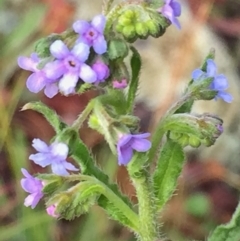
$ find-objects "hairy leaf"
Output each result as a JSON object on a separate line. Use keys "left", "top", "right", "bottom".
{"left": 153, "top": 139, "right": 185, "bottom": 209}
{"left": 208, "top": 201, "right": 240, "bottom": 241}
{"left": 127, "top": 46, "right": 141, "bottom": 113}
{"left": 21, "top": 101, "right": 65, "bottom": 133}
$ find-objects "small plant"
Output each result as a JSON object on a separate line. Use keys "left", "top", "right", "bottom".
{"left": 19, "top": 0, "right": 239, "bottom": 240}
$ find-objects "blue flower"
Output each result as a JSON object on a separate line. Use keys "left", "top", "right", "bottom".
{"left": 18, "top": 53, "right": 59, "bottom": 98}
{"left": 73, "top": 15, "right": 107, "bottom": 55}
{"left": 117, "top": 133, "right": 151, "bottom": 166}
{"left": 192, "top": 59, "right": 233, "bottom": 103}
{"left": 29, "top": 139, "right": 78, "bottom": 176}
{"left": 45, "top": 40, "right": 97, "bottom": 95}
{"left": 21, "top": 168, "right": 44, "bottom": 208}
{"left": 158, "top": 0, "right": 181, "bottom": 29}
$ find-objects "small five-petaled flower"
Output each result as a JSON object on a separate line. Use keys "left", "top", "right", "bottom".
{"left": 117, "top": 133, "right": 151, "bottom": 166}
{"left": 158, "top": 0, "right": 181, "bottom": 29}
{"left": 192, "top": 59, "right": 233, "bottom": 103}
{"left": 29, "top": 139, "right": 78, "bottom": 176}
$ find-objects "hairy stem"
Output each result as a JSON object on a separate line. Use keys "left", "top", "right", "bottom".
{"left": 130, "top": 169, "right": 159, "bottom": 241}
{"left": 71, "top": 99, "right": 95, "bottom": 130}
{"left": 147, "top": 94, "right": 190, "bottom": 164}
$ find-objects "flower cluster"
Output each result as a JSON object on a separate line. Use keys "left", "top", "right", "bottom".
{"left": 192, "top": 59, "right": 233, "bottom": 103}
{"left": 18, "top": 15, "right": 109, "bottom": 97}
{"left": 158, "top": 0, "right": 181, "bottom": 29}
{"left": 21, "top": 139, "right": 78, "bottom": 214}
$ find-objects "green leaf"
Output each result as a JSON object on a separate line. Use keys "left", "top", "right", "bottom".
{"left": 108, "top": 39, "right": 129, "bottom": 60}
{"left": 174, "top": 99, "right": 194, "bottom": 114}
{"left": 21, "top": 101, "right": 66, "bottom": 133}
{"left": 34, "top": 34, "right": 61, "bottom": 58}
{"left": 208, "top": 201, "right": 240, "bottom": 241}
{"left": 201, "top": 48, "right": 215, "bottom": 72}
{"left": 127, "top": 46, "right": 141, "bottom": 113}
{"left": 98, "top": 196, "right": 137, "bottom": 230}
{"left": 153, "top": 139, "right": 185, "bottom": 209}
{"left": 98, "top": 89, "right": 128, "bottom": 115}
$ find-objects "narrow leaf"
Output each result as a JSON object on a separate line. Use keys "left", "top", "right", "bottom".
{"left": 108, "top": 39, "right": 129, "bottom": 60}
{"left": 153, "top": 139, "right": 185, "bottom": 209}
{"left": 21, "top": 101, "right": 65, "bottom": 133}
{"left": 98, "top": 196, "right": 138, "bottom": 231}
{"left": 127, "top": 46, "right": 141, "bottom": 113}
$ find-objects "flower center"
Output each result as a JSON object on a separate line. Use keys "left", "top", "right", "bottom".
{"left": 68, "top": 60, "right": 76, "bottom": 67}
{"left": 86, "top": 28, "right": 98, "bottom": 41}
{"left": 64, "top": 56, "right": 80, "bottom": 71}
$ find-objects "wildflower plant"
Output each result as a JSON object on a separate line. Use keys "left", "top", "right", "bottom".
{"left": 18, "top": 0, "right": 240, "bottom": 240}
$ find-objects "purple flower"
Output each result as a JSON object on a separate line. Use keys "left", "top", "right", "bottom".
{"left": 158, "top": 0, "right": 181, "bottom": 29}
{"left": 20, "top": 168, "right": 44, "bottom": 208}
{"left": 217, "top": 124, "right": 223, "bottom": 134}
{"left": 192, "top": 59, "right": 233, "bottom": 103}
{"left": 45, "top": 40, "right": 97, "bottom": 95}
{"left": 29, "top": 139, "right": 78, "bottom": 176}
{"left": 117, "top": 133, "right": 151, "bottom": 166}
{"left": 46, "top": 205, "right": 59, "bottom": 218}
{"left": 73, "top": 15, "right": 107, "bottom": 55}
{"left": 92, "top": 61, "right": 110, "bottom": 84}
{"left": 18, "top": 53, "right": 59, "bottom": 98}
{"left": 112, "top": 79, "right": 128, "bottom": 89}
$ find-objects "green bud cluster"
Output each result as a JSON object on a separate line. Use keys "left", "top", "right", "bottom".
{"left": 166, "top": 113, "right": 223, "bottom": 148}
{"left": 115, "top": 9, "right": 164, "bottom": 42}
{"left": 169, "top": 132, "right": 201, "bottom": 148}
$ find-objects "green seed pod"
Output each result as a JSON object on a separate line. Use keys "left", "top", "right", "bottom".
{"left": 188, "top": 135, "right": 201, "bottom": 148}
{"left": 135, "top": 22, "right": 149, "bottom": 38}
{"left": 177, "top": 135, "right": 189, "bottom": 147}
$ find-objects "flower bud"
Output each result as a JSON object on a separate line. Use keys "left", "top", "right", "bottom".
{"left": 177, "top": 135, "right": 189, "bottom": 147}
{"left": 188, "top": 135, "right": 201, "bottom": 148}
{"left": 146, "top": 20, "right": 161, "bottom": 37}
{"left": 169, "top": 131, "right": 182, "bottom": 141}
{"left": 135, "top": 22, "right": 149, "bottom": 38}
{"left": 122, "top": 25, "right": 136, "bottom": 39}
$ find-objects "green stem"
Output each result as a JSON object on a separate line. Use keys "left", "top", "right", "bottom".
{"left": 71, "top": 99, "right": 95, "bottom": 130}
{"left": 147, "top": 94, "right": 190, "bottom": 164}
{"left": 131, "top": 170, "right": 159, "bottom": 241}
